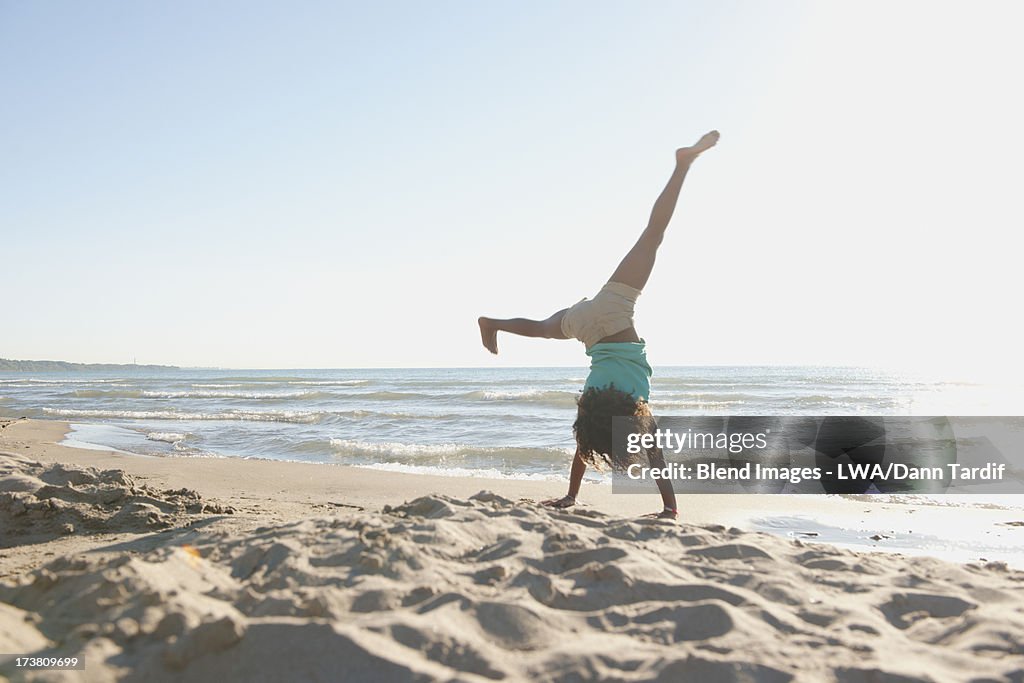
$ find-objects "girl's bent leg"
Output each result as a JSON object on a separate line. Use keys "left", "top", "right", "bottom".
{"left": 478, "top": 309, "right": 568, "bottom": 354}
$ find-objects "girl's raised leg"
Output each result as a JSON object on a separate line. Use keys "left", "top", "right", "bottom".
{"left": 608, "top": 130, "right": 719, "bottom": 292}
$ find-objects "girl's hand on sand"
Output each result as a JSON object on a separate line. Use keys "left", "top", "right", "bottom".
{"left": 542, "top": 495, "right": 576, "bottom": 509}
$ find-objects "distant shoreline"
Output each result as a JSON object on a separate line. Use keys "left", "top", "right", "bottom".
{"left": 0, "top": 358, "right": 178, "bottom": 372}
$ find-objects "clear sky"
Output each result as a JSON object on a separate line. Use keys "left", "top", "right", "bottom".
{"left": 2, "top": 1, "right": 1021, "bottom": 373}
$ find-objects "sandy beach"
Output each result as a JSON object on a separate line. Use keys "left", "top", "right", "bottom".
{"left": 1, "top": 416, "right": 1022, "bottom": 681}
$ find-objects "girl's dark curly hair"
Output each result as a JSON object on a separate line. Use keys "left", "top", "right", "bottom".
{"left": 573, "top": 384, "right": 657, "bottom": 470}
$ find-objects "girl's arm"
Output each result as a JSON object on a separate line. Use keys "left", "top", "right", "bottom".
{"left": 646, "top": 446, "right": 678, "bottom": 519}
{"left": 543, "top": 449, "right": 586, "bottom": 508}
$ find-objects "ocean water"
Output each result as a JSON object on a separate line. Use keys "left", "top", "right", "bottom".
{"left": 1, "top": 366, "right": 1016, "bottom": 480}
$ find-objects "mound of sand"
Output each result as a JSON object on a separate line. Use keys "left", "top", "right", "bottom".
{"left": 2, "top": 491, "right": 1023, "bottom": 682}
{"left": 0, "top": 453, "right": 234, "bottom": 545}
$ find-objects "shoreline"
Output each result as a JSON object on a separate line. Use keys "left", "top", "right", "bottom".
{"left": 4, "top": 416, "right": 1024, "bottom": 571}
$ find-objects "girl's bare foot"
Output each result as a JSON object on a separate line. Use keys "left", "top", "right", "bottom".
{"left": 676, "top": 130, "right": 720, "bottom": 163}
{"left": 478, "top": 317, "right": 499, "bottom": 354}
